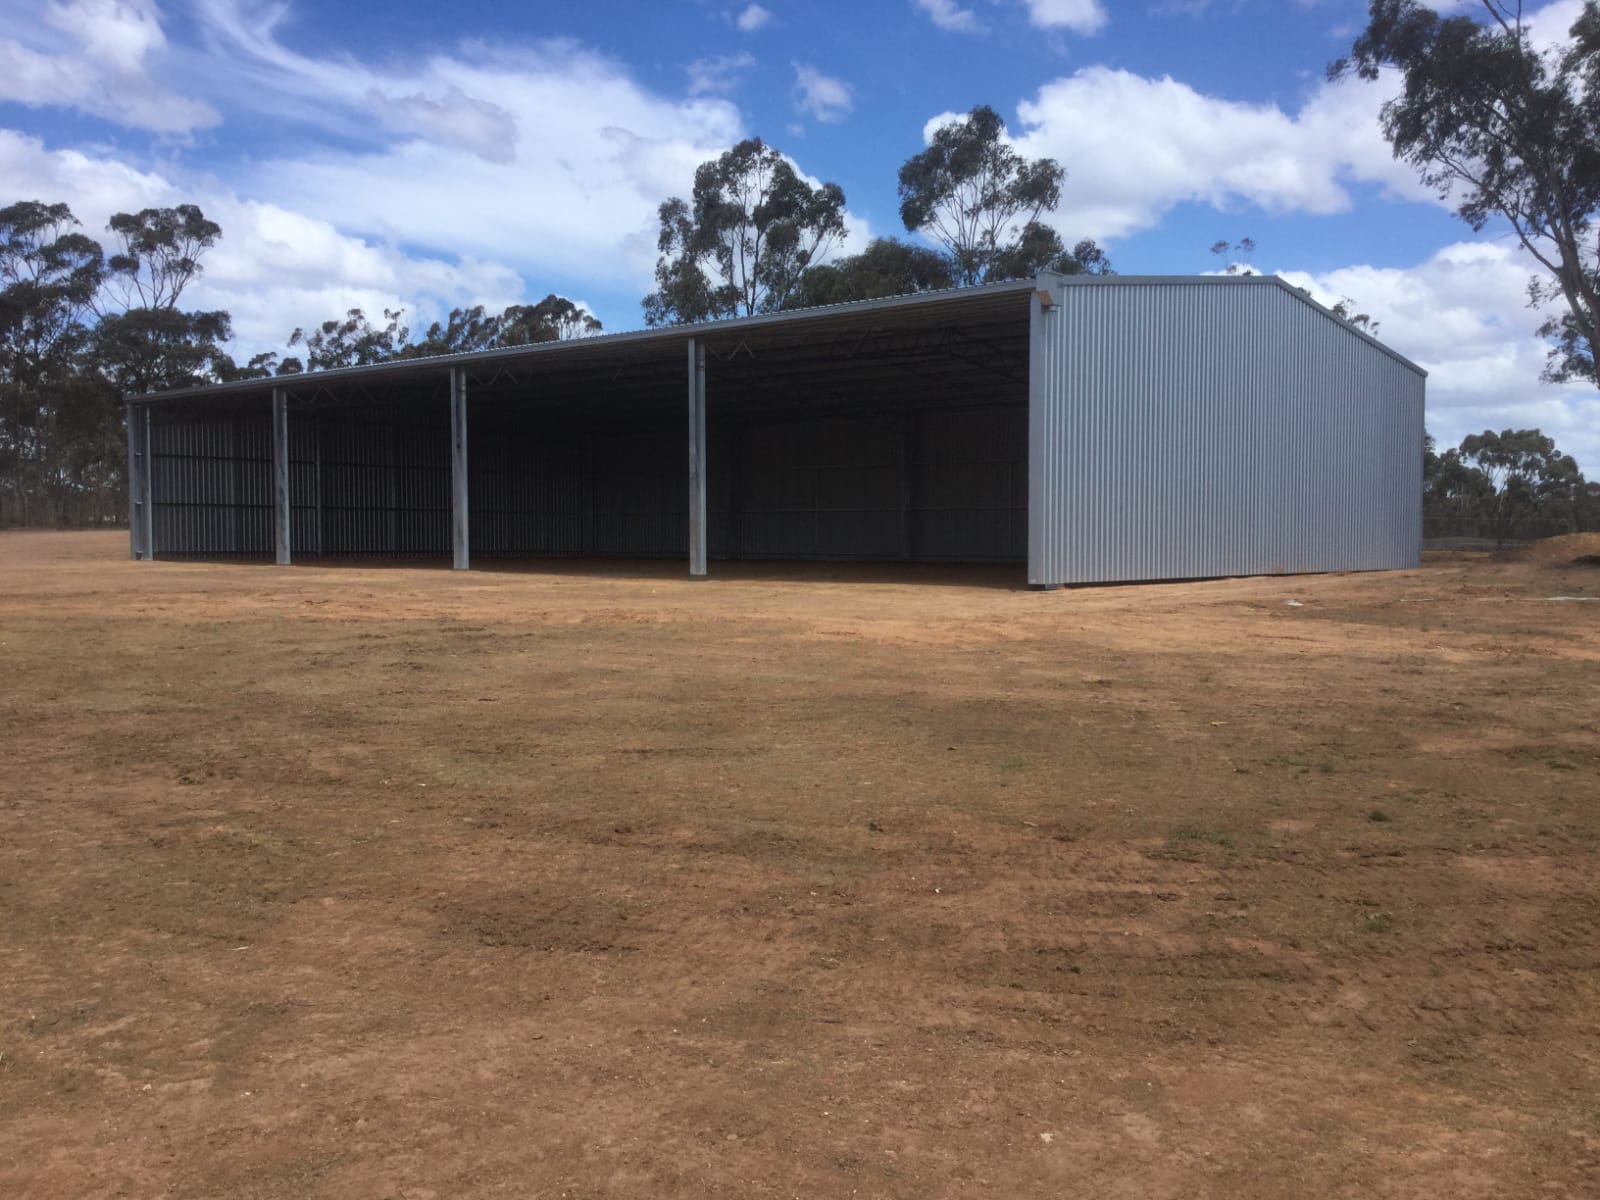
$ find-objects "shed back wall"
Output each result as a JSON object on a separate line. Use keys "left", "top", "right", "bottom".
{"left": 149, "top": 401, "right": 1027, "bottom": 563}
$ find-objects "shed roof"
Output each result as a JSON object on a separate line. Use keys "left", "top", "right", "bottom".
{"left": 130, "top": 271, "right": 1423, "bottom": 410}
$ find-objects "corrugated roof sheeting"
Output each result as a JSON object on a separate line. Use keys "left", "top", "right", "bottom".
{"left": 1028, "top": 278, "right": 1424, "bottom": 586}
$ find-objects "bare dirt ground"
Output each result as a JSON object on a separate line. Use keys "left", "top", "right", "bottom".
{"left": 1, "top": 531, "right": 1597, "bottom": 1199}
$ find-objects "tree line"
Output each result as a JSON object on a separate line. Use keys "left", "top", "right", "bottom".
{"left": 0, "top": 200, "right": 602, "bottom": 526}
{"left": 1424, "top": 428, "right": 1599, "bottom": 543}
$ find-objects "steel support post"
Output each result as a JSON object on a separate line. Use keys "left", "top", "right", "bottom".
{"left": 1026, "top": 284, "right": 1059, "bottom": 589}
{"left": 271, "top": 387, "right": 291, "bottom": 566}
{"left": 311, "top": 408, "right": 324, "bottom": 556}
{"left": 126, "top": 403, "right": 153, "bottom": 560}
{"left": 450, "top": 366, "right": 470, "bottom": 571}
{"left": 687, "top": 338, "right": 708, "bottom": 577}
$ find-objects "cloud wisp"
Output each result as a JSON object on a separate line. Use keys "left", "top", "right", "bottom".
{"left": 0, "top": 0, "right": 217, "bottom": 133}
{"left": 735, "top": 3, "right": 772, "bottom": 33}
{"left": 793, "top": 63, "right": 854, "bottom": 123}
{"left": 687, "top": 52, "right": 757, "bottom": 97}
{"left": 1023, "top": 0, "right": 1108, "bottom": 34}
{"left": 914, "top": 0, "right": 984, "bottom": 34}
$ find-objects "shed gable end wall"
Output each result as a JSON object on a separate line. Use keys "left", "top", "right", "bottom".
{"left": 1029, "top": 280, "right": 1424, "bottom": 585}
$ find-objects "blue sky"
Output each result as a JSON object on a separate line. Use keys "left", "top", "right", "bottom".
{"left": 1, "top": 0, "right": 1595, "bottom": 470}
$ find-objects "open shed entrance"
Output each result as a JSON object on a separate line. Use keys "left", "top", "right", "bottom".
{"left": 135, "top": 285, "right": 1034, "bottom": 573}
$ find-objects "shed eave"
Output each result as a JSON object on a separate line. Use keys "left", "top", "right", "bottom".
{"left": 127, "top": 277, "right": 1043, "bottom": 406}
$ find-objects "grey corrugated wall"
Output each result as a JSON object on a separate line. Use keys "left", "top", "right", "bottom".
{"left": 719, "top": 408, "right": 1023, "bottom": 561}
{"left": 150, "top": 412, "right": 274, "bottom": 556}
{"left": 1028, "top": 277, "right": 1425, "bottom": 587}
{"left": 145, "top": 403, "right": 1028, "bottom": 563}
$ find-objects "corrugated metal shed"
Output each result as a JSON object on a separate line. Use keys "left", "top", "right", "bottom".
{"left": 1027, "top": 275, "right": 1424, "bottom": 586}
{"left": 128, "top": 273, "right": 1424, "bottom": 585}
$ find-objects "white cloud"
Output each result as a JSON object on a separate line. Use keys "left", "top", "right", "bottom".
{"left": 735, "top": 3, "right": 772, "bottom": 32}
{"left": 793, "top": 63, "right": 854, "bottom": 123}
{"left": 944, "top": 0, "right": 1590, "bottom": 248}
{"left": 1520, "top": 0, "right": 1587, "bottom": 50}
{"left": 184, "top": 1, "right": 534, "bottom": 163}
{"left": 1023, "top": 0, "right": 1107, "bottom": 34}
{"left": 914, "top": 0, "right": 983, "bottom": 33}
{"left": 686, "top": 52, "right": 756, "bottom": 97}
{"left": 155, "top": 3, "right": 758, "bottom": 299}
{"left": 1002, "top": 0, "right": 1588, "bottom": 242}
{"left": 0, "top": 3, "right": 873, "bottom": 340}
{"left": 243, "top": 69, "right": 743, "bottom": 294}
{"left": 0, "top": 0, "right": 217, "bottom": 133}
{"left": 1277, "top": 241, "right": 1600, "bottom": 472}
{"left": 1001, "top": 65, "right": 1431, "bottom": 242}
{"left": 0, "top": 129, "right": 523, "bottom": 356}
{"left": 825, "top": 196, "right": 873, "bottom": 265}
{"left": 375, "top": 85, "right": 519, "bottom": 164}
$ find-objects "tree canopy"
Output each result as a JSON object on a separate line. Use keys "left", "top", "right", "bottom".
{"left": 1, "top": 199, "right": 239, "bottom": 525}
{"left": 1, "top": 202, "right": 109, "bottom": 525}
{"left": 1425, "top": 427, "right": 1594, "bottom": 541}
{"left": 643, "top": 137, "right": 848, "bottom": 325}
{"left": 399, "top": 297, "right": 603, "bottom": 359}
{"left": 290, "top": 308, "right": 410, "bottom": 372}
{"left": 1333, "top": 0, "right": 1600, "bottom": 387}
{"left": 103, "top": 205, "right": 222, "bottom": 312}
{"left": 500, "top": 295, "right": 603, "bottom": 345}
{"left": 897, "top": 105, "right": 1108, "bottom": 285}
{"left": 0, "top": 202, "right": 103, "bottom": 378}
{"left": 90, "top": 306, "right": 235, "bottom": 395}
{"left": 783, "top": 238, "right": 955, "bottom": 308}
{"left": 990, "top": 227, "right": 1112, "bottom": 281}
{"left": 404, "top": 305, "right": 502, "bottom": 359}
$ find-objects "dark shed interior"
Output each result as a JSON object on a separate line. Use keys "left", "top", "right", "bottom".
{"left": 141, "top": 286, "right": 1033, "bottom": 565}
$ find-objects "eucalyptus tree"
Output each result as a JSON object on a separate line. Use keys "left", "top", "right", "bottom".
{"left": 784, "top": 237, "right": 955, "bottom": 308}
{"left": 91, "top": 306, "right": 234, "bottom": 395}
{"left": 101, "top": 205, "right": 221, "bottom": 312}
{"left": 399, "top": 296, "right": 602, "bottom": 358}
{"left": 643, "top": 137, "right": 848, "bottom": 325}
{"left": 988, "top": 225, "right": 1112, "bottom": 280}
{"left": 1459, "top": 427, "right": 1585, "bottom": 540}
{"left": 0, "top": 201, "right": 106, "bottom": 523}
{"left": 404, "top": 305, "right": 503, "bottom": 358}
{"left": 289, "top": 308, "right": 409, "bottom": 371}
{"left": 898, "top": 105, "right": 1091, "bottom": 285}
{"left": 498, "top": 294, "right": 602, "bottom": 344}
{"left": 91, "top": 204, "right": 233, "bottom": 395}
{"left": 1333, "top": 1, "right": 1600, "bottom": 386}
